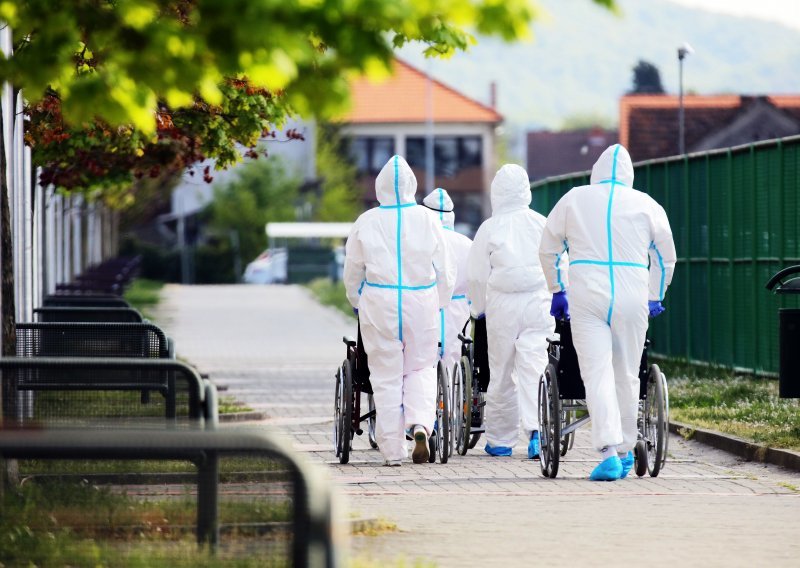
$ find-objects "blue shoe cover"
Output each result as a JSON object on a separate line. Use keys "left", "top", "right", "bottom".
{"left": 589, "top": 455, "right": 623, "bottom": 481}
{"left": 484, "top": 443, "right": 512, "bottom": 457}
{"left": 619, "top": 451, "right": 634, "bottom": 479}
{"left": 527, "top": 431, "right": 540, "bottom": 460}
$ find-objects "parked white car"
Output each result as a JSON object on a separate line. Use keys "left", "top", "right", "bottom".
{"left": 243, "top": 248, "right": 288, "bottom": 284}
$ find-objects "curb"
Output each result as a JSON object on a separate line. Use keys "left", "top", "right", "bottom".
{"left": 669, "top": 420, "right": 800, "bottom": 472}
{"left": 219, "top": 410, "right": 268, "bottom": 423}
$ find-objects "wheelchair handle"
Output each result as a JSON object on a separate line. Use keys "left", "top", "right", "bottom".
{"left": 765, "top": 265, "right": 800, "bottom": 293}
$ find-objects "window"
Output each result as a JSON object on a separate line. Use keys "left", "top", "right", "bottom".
{"left": 405, "top": 136, "right": 483, "bottom": 176}
{"left": 348, "top": 137, "right": 395, "bottom": 175}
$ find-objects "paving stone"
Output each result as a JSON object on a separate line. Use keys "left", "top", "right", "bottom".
{"left": 157, "top": 284, "right": 800, "bottom": 567}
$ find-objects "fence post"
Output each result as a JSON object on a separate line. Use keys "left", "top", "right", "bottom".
{"left": 726, "top": 149, "right": 736, "bottom": 367}
{"left": 683, "top": 154, "right": 692, "bottom": 361}
{"left": 750, "top": 144, "right": 759, "bottom": 373}
{"left": 705, "top": 153, "right": 713, "bottom": 364}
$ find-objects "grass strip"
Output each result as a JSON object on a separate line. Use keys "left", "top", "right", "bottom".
{"left": 0, "top": 480, "right": 292, "bottom": 566}
{"left": 660, "top": 359, "right": 800, "bottom": 451}
{"left": 306, "top": 278, "right": 354, "bottom": 319}
{"left": 124, "top": 278, "right": 164, "bottom": 319}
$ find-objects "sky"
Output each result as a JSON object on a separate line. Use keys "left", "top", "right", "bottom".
{"left": 667, "top": 0, "right": 800, "bottom": 31}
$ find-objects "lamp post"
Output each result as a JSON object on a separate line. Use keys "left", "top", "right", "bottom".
{"left": 677, "top": 42, "right": 694, "bottom": 155}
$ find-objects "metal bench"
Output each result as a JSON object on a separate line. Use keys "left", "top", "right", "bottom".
{"left": 0, "top": 357, "right": 216, "bottom": 425}
{"left": 0, "top": 428, "right": 335, "bottom": 565}
{"left": 34, "top": 307, "right": 145, "bottom": 323}
{"left": 16, "top": 322, "right": 173, "bottom": 359}
{"left": 44, "top": 294, "right": 131, "bottom": 308}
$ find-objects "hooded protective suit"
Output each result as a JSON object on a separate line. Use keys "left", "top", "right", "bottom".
{"left": 422, "top": 188, "right": 473, "bottom": 375}
{"left": 538, "top": 144, "right": 676, "bottom": 454}
{"left": 467, "top": 164, "right": 553, "bottom": 450}
{"left": 344, "top": 156, "right": 456, "bottom": 462}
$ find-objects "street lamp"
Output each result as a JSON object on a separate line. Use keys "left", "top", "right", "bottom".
{"left": 677, "top": 42, "right": 694, "bottom": 155}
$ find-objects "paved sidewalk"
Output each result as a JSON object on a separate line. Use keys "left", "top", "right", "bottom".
{"left": 157, "top": 285, "right": 800, "bottom": 567}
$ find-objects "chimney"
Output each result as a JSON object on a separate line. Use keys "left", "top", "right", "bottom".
{"left": 489, "top": 82, "right": 497, "bottom": 109}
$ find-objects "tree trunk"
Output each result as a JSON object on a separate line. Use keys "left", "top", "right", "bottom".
{"left": 1, "top": 111, "right": 15, "bottom": 355}
{"left": 0, "top": 100, "right": 18, "bottom": 491}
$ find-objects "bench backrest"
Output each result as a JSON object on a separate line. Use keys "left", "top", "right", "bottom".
{"left": 16, "top": 322, "right": 170, "bottom": 359}
{"left": 44, "top": 294, "right": 130, "bottom": 308}
{"left": 34, "top": 307, "right": 144, "bottom": 323}
{"left": 0, "top": 357, "right": 211, "bottom": 425}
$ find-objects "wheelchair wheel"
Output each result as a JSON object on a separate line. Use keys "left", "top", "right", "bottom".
{"left": 367, "top": 394, "right": 378, "bottom": 450}
{"left": 539, "top": 364, "right": 561, "bottom": 478}
{"left": 468, "top": 431, "right": 482, "bottom": 449}
{"left": 456, "top": 356, "right": 472, "bottom": 455}
{"left": 645, "top": 364, "right": 667, "bottom": 477}
{"left": 451, "top": 361, "right": 463, "bottom": 455}
{"left": 334, "top": 367, "right": 344, "bottom": 458}
{"left": 560, "top": 409, "right": 573, "bottom": 457}
{"left": 660, "top": 370, "right": 670, "bottom": 472}
{"left": 634, "top": 439, "right": 648, "bottom": 477}
{"left": 435, "top": 361, "right": 450, "bottom": 463}
{"left": 336, "top": 359, "right": 354, "bottom": 464}
{"left": 467, "top": 372, "right": 484, "bottom": 449}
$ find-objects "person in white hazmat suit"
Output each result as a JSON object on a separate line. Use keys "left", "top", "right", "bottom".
{"left": 344, "top": 155, "right": 456, "bottom": 466}
{"left": 467, "top": 164, "right": 554, "bottom": 458}
{"left": 422, "top": 188, "right": 473, "bottom": 376}
{"left": 538, "top": 144, "right": 676, "bottom": 481}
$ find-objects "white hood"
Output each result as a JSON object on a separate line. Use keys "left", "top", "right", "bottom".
{"left": 590, "top": 144, "right": 634, "bottom": 187}
{"left": 422, "top": 187, "right": 455, "bottom": 229}
{"left": 490, "top": 164, "right": 532, "bottom": 215}
{"left": 375, "top": 155, "right": 417, "bottom": 206}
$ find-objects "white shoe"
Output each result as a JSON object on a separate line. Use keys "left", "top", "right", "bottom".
{"left": 411, "top": 425, "right": 430, "bottom": 464}
{"left": 384, "top": 459, "right": 402, "bottom": 467}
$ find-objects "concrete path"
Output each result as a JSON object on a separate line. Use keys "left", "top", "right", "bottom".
{"left": 156, "top": 284, "right": 800, "bottom": 568}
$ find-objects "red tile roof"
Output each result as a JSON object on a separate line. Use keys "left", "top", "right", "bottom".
{"left": 619, "top": 95, "right": 800, "bottom": 161}
{"left": 527, "top": 128, "right": 618, "bottom": 181}
{"left": 343, "top": 59, "right": 502, "bottom": 124}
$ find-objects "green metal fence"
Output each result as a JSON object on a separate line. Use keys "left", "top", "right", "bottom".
{"left": 530, "top": 135, "right": 800, "bottom": 375}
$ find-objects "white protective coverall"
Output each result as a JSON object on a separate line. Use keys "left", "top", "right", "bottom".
{"left": 467, "top": 164, "right": 553, "bottom": 450}
{"left": 344, "top": 156, "right": 456, "bottom": 462}
{"left": 538, "top": 144, "right": 676, "bottom": 453}
{"left": 422, "top": 188, "right": 473, "bottom": 375}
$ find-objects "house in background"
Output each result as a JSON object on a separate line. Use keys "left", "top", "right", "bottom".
{"left": 526, "top": 127, "right": 618, "bottom": 182}
{"left": 340, "top": 59, "right": 502, "bottom": 230}
{"left": 620, "top": 95, "right": 800, "bottom": 161}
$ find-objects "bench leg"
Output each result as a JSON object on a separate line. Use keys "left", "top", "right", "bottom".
{"left": 196, "top": 451, "right": 219, "bottom": 550}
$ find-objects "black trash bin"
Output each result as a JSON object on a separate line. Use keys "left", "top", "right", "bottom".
{"left": 766, "top": 266, "right": 800, "bottom": 398}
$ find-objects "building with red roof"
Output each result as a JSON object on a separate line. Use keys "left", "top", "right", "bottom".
{"left": 340, "top": 59, "right": 502, "bottom": 228}
{"left": 620, "top": 95, "right": 800, "bottom": 162}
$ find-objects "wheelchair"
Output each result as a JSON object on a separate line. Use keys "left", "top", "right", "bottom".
{"left": 451, "top": 317, "right": 490, "bottom": 455}
{"left": 333, "top": 319, "right": 451, "bottom": 464}
{"left": 537, "top": 319, "right": 669, "bottom": 479}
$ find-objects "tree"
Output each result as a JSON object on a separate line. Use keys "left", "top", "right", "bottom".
{"left": 313, "top": 124, "right": 360, "bottom": 222}
{"left": 0, "top": 0, "right": 617, "bottom": 423}
{"left": 630, "top": 60, "right": 665, "bottom": 94}
{"left": 207, "top": 156, "right": 298, "bottom": 277}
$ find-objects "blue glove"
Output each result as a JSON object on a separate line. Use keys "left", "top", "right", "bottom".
{"left": 648, "top": 301, "right": 665, "bottom": 318}
{"left": 550, "top": 291, "right": 570, "bottom": 320}
{"left": 353, "top": 307, "right": 359, "bottom": 316}
{"left": 474, "top": 313, "right": 485, "bottom": 320}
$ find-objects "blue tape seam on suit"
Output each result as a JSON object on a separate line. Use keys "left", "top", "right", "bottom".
{"left": 650, "top": 241, "right": 666, "bottom": 300}
{"left": 570, "top": 260, "right": 648, "bottom": 269}
{"left": 394, "top": 156, "right": 404, "bottom": 340}
{"left": 555, "top": 239, "right": 568, "bottom": 292}
{"left": 605, "top": 144, "right": 621, "bottom": 325}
